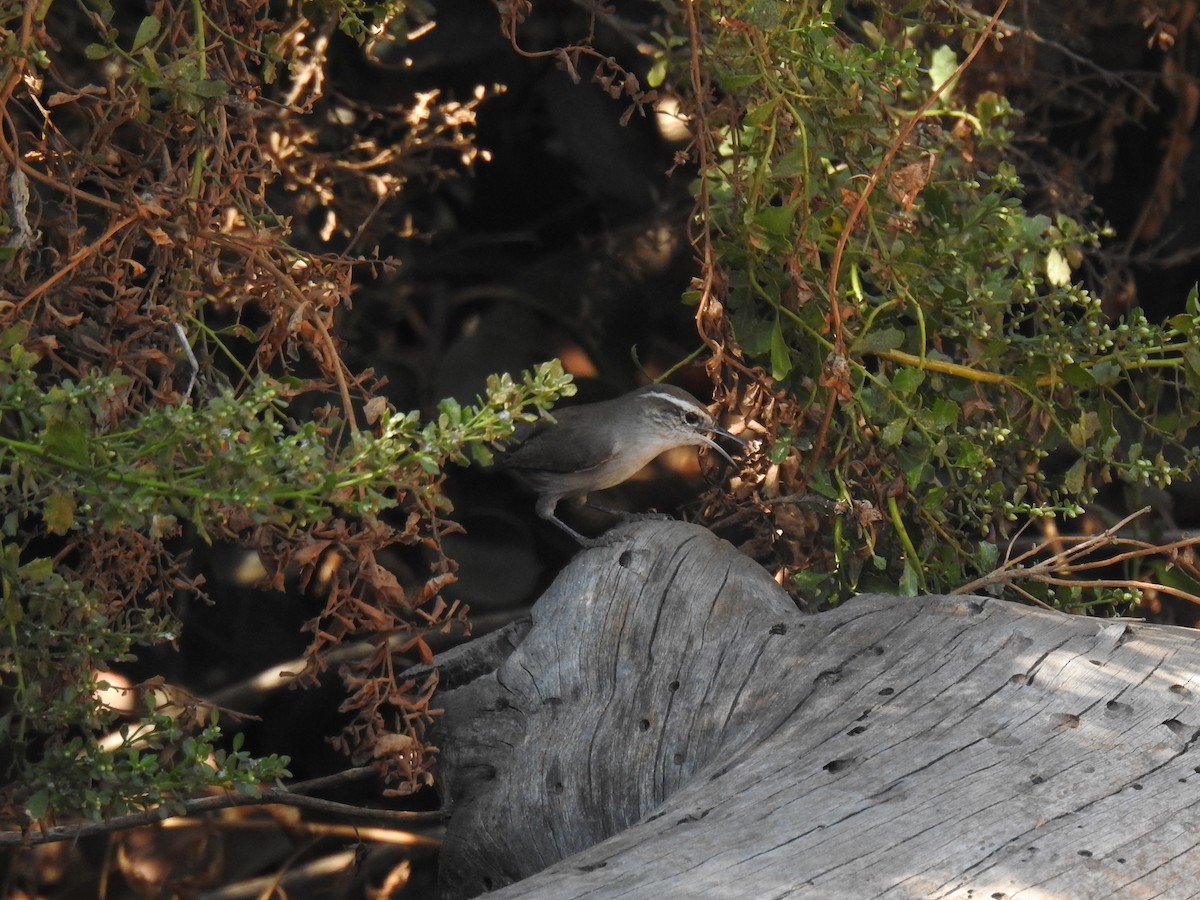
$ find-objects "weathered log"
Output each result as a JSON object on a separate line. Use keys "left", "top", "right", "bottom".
{"left": 432, "top": 519, "right": 1200, "bottom": 898}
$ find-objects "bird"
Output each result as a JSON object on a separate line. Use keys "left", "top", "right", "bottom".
{"left": 493, "top": 383, "right": 746, "bottom": 546}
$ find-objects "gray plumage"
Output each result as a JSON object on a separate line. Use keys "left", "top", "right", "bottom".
{"left": 495, "top": 384, "right": 745, "bottom": 545}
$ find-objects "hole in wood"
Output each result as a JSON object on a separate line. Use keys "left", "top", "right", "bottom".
{"left": 769, "top": 622, "right": 787, "bottom": 635}
{"left": 814, "top": 668, "right": 841, "bottom": 686}
{"left": 823, "top": 757, "right": 854, "bottom": 773}
{"left": 637, "top": 719, "right": 651, "bottom": 732}
{"left": 618, "top": 549, "right": 633, "bottom": 567}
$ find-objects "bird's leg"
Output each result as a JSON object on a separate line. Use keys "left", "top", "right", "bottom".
{"left": 537, "top": 495, "right": 620, "bottom": 548}
{"left": 545, "top": 513, "right": 622, "bottom": 548}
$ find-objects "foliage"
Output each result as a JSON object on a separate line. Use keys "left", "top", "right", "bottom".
{"left": 677, "top": 3, "right": 1200, "bottom": 606}
{"left": 0, "top": 0, "right": 574, "bottom": 825}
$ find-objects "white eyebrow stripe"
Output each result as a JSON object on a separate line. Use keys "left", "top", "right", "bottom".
{"left": 642, "top": 390, "right": 709, "bottom": 416}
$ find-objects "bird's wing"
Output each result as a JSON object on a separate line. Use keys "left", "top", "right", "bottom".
{"left": 495, "top": 413, "right": 618, "bottom": 475}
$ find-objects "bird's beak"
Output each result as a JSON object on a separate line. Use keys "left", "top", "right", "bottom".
{"left": 698, "top": 425, "right": 747, "bottom": 468}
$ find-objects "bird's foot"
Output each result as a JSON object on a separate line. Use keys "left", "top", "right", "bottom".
{"left": 616, "top": 510, "right": 675, "bottom": 524}
{"left": 584, "top": 502, "right": 675, "bottom": 524}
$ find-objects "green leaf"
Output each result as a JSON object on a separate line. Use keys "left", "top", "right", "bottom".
{"left": 807, "top": 465, "right": 837, "bottom": 500}
{"left": 1063, "top": 457, "right": 1087, "bottom": 494}
{"left": 743, "top": 99, "right": 778, "bottom": 129}
{"left": 772, "top": 148, "right": 810, "bottom": 178}
{"left": 18, "top": 556, "right": 53, "bottom": 581}
{"left": 1069, "top": 411, "right": 1100, "bottom": 445}
{"left": 905, "top": 458, "right": 932, "bottom": 491}
{"left": 754, "top": 201, "right": 798, "bottom": 237}
{"left": 719, "top": 73, "right": 760, "bottom": 91}
{"left": 928, "top": 44, "right": 958, "bottom": 93}
{"left": 855, "top": 328, "right": 905, "bottom": 353}
{"left": 881, "top": 417, "right": 907, "bottom": 446}
{"left": 769, "top": 322, "right": 793, "bottom": 380}
{"left": 1045, "top": 248, "right": 1072, "bottom": 286}
{"left": 24, "top": 788, "right": 50, "bottom": 820}
{"left": 131, "top": 16, "right": 161, "bottom": 52}
{"left": 930, "top": 398, "right": 958, "bottom": 428}
{"left": 1185, "top": 346, "right": 1200, "bottom": 377}
{"left": 791, "top": 569, "right": 837, "bottom": 599}
{"left": 1059, "top": 364, "right": 1094, "bottom": 388}
{"left": 898, "top": 561, "right": 921, "bottom": 596}
{"left": 647, "top": 57, "right": 667, "bottom": 88}
{"left": 3, "top": 582, "right": 21, "bottom": 627}
{"left": 190, "top": 79, "right": 231, "bottom": 99}
{"left": 0, "top": 323, "right": 29, "bottom": 351}
{"left": 438, "top": 397, "right": 462, "bottom": 426}
{"left": 42, "top": 419, "right": 90, "bottom": 464}
{"left": 1167, "top": 314, "right": 1195, "bottom": 336}
{"left": 84, "top": 44, "right": 111, "bottom": 60}
{"left": 891, "top": 367, "right": 925, "bottom": 396}
{"left": 44, "top": 491, "right": 76, "bottom": 535}
{"left": 1087, "top": 360, "right": 1121, "bottom": 386}
{"left": 767, "top": 435, "right": 791, "bottom": 465}
{"left": 976, "top": 541, "right": 999, "bottom": 574}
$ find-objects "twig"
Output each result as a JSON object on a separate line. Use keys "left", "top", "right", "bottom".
{"left": 173, "top": 321, "right": 199, "bottom": 400}
{"left": 18, "top": 214, "right": 139, "bottom": 310}
{"left": 953, "top": 506, "right": 1200, "bottom": 608}
{"left": 3, "top": 768, "right": 443, "bottom": 847}
{"left": 244, "top": 245, "right": 360, "bottom": 435}
{"left": 805, "top": 0, "right": 1010, "bottom": 483}
{"left": 680, "top": 1, "right": 761, "bottom": 383}
{"left": 956, "top": 1, "right": 1157, "bottom": 107}
{"left": 194, "top": 850, "right": 359, "bottom": 900}
{"left": 827, "top": 0, "right": 1010, "bottom": 352}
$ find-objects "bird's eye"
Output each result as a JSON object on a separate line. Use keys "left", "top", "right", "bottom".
{"left": 683, "top": 411, "right": 702, "bottom": 427}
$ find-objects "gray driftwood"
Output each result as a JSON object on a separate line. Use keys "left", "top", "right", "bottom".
{"left": 431, "top": 519, "right": 1200, "bottom": 898}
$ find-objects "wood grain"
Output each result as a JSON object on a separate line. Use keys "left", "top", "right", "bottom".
{"left": 431, "top": 519, "right": 1200, "bottom": 899}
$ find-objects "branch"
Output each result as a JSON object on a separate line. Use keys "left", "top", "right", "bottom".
{"left": 954, "top": 506, "right": 1200, "bottom": 608}
{"left": 4, "top": 767, "right": 444, "bottom": 847}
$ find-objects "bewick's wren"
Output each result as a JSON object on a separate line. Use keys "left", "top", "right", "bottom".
{"left": 495, "top": 383, "right": 746, "bottom": 546}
